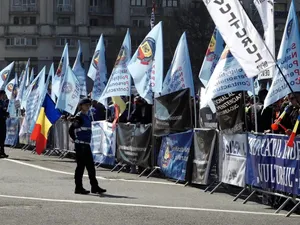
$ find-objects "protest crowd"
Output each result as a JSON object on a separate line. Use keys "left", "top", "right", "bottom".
{"left": 2, "top": 0, "right": 300, "bottom": 218}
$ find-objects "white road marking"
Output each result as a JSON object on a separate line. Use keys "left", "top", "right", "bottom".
{"left": 0, "top": 194, "right": 296, "bottom": 217}
{"left": 3, "top": 158, "right": 181, "bottom": 186}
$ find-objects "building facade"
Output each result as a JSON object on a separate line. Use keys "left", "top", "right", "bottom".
{"left": 0, "top": 0, "right": 199, "bottom": 74}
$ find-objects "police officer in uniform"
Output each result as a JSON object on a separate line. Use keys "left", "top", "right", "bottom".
{"left": 69, "top": 98, "right": 106, "bottom": 194}
{"left": 0, "top": 90, "right": 9, "bottom": 158}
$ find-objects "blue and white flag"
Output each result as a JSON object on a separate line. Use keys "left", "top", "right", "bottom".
{"left": 52, "top": 43, "right": 69, "bottom": 98}
{"left": 73, "top": 40, "right": 87, "bottom": 97}
{"left": 47, "top": 63, "right": 56, "bottom": 102}
{"left": 264, "top": 0, "right": 300, "bottom": 108}
{"left": 16, "top": 70, "right": 26, "bottom": 108}
{"left": 5, "top": 74, "right": 18, "bottom": 117}
{"left": 162, "top": 32, "right": 195, "bottom": 97}
{"left": 127, "top": 21, "right": 163, "bottom": 104}
{"left": 199, "top": 28, "right": 224, "bottom": 87}
{"left": 0, "top": 62, "right": 14, "bottom": 90}
{"left": 25, "top": 67, "right": 46, "bottom": 132}
{"left": 87, "top": 34, "right": 107, "bottom": 107}
{"left": 24, "top": 59, "right": 31, "bottom": 87}
{"left": 204, "top": 47, "right": 252, "bottom": 103}
{"left": 29, "top": 67, "right": 34, "bottom": 84}
{"left": 248, "top": 78, "right": 260, "bottom": 97}
{"left": 100, "top": 29, "right": 131, "bottom": 102}
{"left": 254, "top": 0, "right": 275, "bottom": 80}
{"left": 5, "top": 73, "right": 18, "bottom": 101}
{"left": 56, "top": 66, "right": 81, "bottom": 115}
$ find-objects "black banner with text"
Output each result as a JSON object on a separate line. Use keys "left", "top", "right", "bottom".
{"left": 153, "top": 88, "right": 192, "bottom": 136}
{"left": 116, "top": 123, "right": 152, "bottom": 168}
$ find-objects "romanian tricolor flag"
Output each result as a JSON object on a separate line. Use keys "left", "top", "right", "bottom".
{"left": 30, "top": 94, "right": 62, "bottom": 155}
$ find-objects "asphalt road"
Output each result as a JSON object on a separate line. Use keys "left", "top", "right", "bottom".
{"left": 0, "top": 148, "right": 299, "bottom": 225}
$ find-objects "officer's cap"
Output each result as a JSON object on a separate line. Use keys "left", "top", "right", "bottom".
{"left": 79, "top": 98, "right": 92, "bottom": 106}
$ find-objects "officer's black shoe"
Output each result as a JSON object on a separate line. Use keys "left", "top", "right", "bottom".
{"left": 74, "top": 188, "right": 90, "bottom": 195}
{"left": 0, "top": 154, "right": 8, "bottom": 158}
{"left": 91, "top": 186, "right": 106, "bottom": 194}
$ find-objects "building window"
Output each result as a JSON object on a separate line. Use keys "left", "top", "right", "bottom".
{"left": 13, "top": 17, "right": 19, "bottom": 25}
{"left": 130, "top": 0, "right": 146, "bottom": 6}
{"left": 90, "top": 18, "right": 98, "bottom": 26}
{"left": 57, "top": 0, "right": 72, "bottom": 11}
{"left": 190, "top": 0, "right": 201, "bottom": 8}
{"left": 29, "top": 16, "right": 36, "bottom": 24}
{"left": 132, "top": 19, "right": 145, "bottom": 27}
{"left": 89, "top": 0, "right": 98, "bottom": 7}
{"left": 58, "top": 17, "right": 71, "bottom": 25}
{"left": 13, "top": 16, "right": 36, "bottom": 25}
{"left": 56, "top": 38, "right": 75, "bottom": 47}
{"left": 12, "top": 0, "right": 36, "bottom": 6}
{"left": 162, "top": 0, "right": 178, "bottom": 7}
{"left": 6, "top": 37, "right": 37, "bottom": 46}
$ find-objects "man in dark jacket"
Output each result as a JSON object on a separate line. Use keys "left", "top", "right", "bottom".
{"left": 0, "top": 90, "right": 9, "bottom": 158}
{"left": 69, "top": 98, "right": 106, "bottom": 195}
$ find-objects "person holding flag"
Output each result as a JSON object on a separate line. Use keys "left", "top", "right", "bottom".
{"left": 0, "top": 90, "right": 9, "bottom": 158}
{"left": 69, "top": 98, "right": 106, "bottom": 195}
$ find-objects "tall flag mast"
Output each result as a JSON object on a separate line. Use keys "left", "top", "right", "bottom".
{"left": 150, "top": 0, "right": 156, "bottom": 29}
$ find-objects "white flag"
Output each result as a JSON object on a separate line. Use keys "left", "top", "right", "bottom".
{"left": 52, "top": 43, "right": 69, "bottom": 98}
{"left": 203, "top": 0, "right": 275, "bottom": 78}
{"left": 0, "top": 62, "right": 14, "bottom": 90}
{"left": 254, "top": 0, "right": 275, "bottom": 80}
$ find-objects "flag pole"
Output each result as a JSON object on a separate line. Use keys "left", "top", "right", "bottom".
{"left": 251, "top": 79, "right": 258, "bottom": 133}
{"left": 127, "top": 94, "right": 132, "bottom": 121}
{"left": 193, "top": 96, "right": 197, "bottom": 128}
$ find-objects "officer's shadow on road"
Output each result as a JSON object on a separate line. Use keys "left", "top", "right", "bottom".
{"left": 90, "top": 193, "right": 136, "bottom": 199}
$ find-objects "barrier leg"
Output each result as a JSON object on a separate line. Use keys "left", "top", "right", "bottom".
{"left": 184, "top": 182, "right": 189, "bottom": 187}
{"left": 117, "top": 164, "right": 126, "bottom": 173}
{"left": 275, "top": 197, "right": 291, "bottom": 214}
{"left": 286, "top": 201, "right": 300, "bottom": 217}
{"left": 138, "top": 168, "right": 149, "bottom": 177}
{"left": 210, "top": 182, "right": 222, "bottom": 194}
{"left": 31, "top": 148, "right": 36, "bottom": 154}
{"left": 175, "top": 179, "right": 180, "bottom": 184}
{"left": 204, "top": 180, "right": 216, "bottom": 192}
{"left": 243, "top": 190, "right": 256, "bottom": 204}
{"left": 111, "top": 163, "right": 122, "bottom": 172}
{"left": 96, "top": 163, "right": 102, "bottom": 168}
{"left": 233, "top": 187, "right": 247, "bottom": 202}
{"left": 147, "top": 166, "right": 160, "bottom": 178}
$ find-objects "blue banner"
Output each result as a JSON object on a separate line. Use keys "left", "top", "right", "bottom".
{"left": 246, "top": 133, "right": 300, "bottom": 195}
{"left": 91, "top": 121, "right": 116, "bottom": 166}
{"left": 158, "top": 130, "right": 193, "bottom": 181}
{"left": 5, "top": 118, "right": 19, "bottom": 146}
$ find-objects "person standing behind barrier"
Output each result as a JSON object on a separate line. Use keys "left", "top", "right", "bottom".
{"left": 0, "top": 90, "right": 9, "bottom": 158}
{"left": 69, "top": 98, "right": 106, "bottom": 195}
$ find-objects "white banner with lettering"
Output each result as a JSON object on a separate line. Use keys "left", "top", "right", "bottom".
{"left": 203, "top": 0, "right": 275, "bottom": 78}
{"left": 219, "top": 133, "right": 247, "bottom": 187}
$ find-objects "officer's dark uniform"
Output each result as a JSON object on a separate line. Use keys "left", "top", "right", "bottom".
{"left": 0, "top": 90, "right": 9, "bottom": 158}
{"left": 69, "top": 98, "right": 106, "bottom": 195}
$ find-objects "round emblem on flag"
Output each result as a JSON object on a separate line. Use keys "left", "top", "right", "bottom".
{"left": 62, "top": 81, "right": 73, "bottom": 94}
{"left": 115, "top": 46, "right": 128, "bottom": 66}
{"left": 92, "top": 50, "right": 100, "bottom": 69}
{"left": 32, "top": 78, "right": 39, "bottom": 91}
{"left": 1, "top": 70, "right": 9, "bottom": 81}
{"left": 7, "top": 83, "right": 13, "bottom": 92}
{"left": 137, "top": 37, "right": 156, "bottom": 65}
{"left": 162, "top": 143, "right": 171, "bottom": 168}
{"left": 56, "top": 57, "right": 64, "bottom": 77}
{"left": 287, "top": 19, "right": 293, "bottom": 39}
